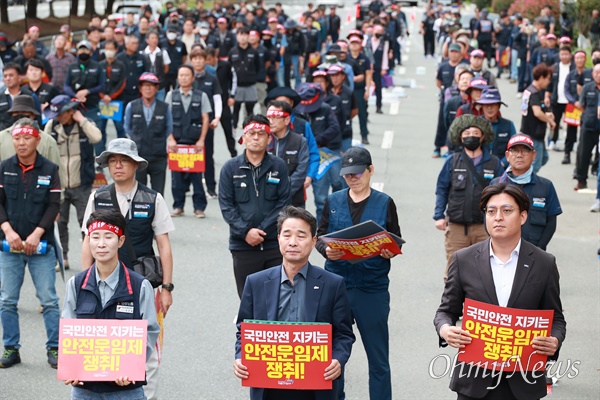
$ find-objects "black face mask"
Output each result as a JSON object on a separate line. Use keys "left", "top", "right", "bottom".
{"left": 593, "top": 57, "right": 600, "bottom": 66}
{"left": 462, "top": 136, "right": 481, "bottom": 151}
{"left": 375, "top": 33, "right": 383, "bottom": 39}
{"left": 78, "top": 53, "right": 91, "bottom": 62}
{"left": 12, "top": 114, "right": 30, "bottom": 122}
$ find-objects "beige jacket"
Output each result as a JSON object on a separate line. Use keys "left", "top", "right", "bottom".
{"left": 44, "top": 118, "right": 101, "bottom": 189}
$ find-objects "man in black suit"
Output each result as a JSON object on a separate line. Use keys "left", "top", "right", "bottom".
{"left": 234, "top": 206, "right": 355, "bottom": 400}
{"left": 434, "top": 183, "right": 566, "bottom": 400}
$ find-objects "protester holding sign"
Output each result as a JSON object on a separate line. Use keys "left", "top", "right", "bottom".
{"left": 165, "top": 65, "right": 211, "bottom": 218}
{"left": 316, "top": 147, "right": 402, "bottom": 400}
{"left": 234, "top": 206, "right": 355, "bottom": 399}
{"left": 434, "top": 183, "right": 566, "bottom": 400}
{"left": 62, "top": 209, "right": 160, "bottom": 398}
{"left": 80, "top": 138, "right": 174, "bottom": 400}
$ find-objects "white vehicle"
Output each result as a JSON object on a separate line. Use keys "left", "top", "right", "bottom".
{"left": 108, "top": 1, "right": 163, "bottom": 27}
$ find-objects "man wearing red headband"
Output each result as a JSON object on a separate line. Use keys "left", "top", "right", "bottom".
{"left": 266, "top": 101, "right": 309, "bottom": 207}
{"left": 62, "top": 209, "right": 160, "bottom": 398}
{"left": 0, "top": 118, "right": 62, "bottom": 369}
{"left": 218, "top": 114, "right": 291, "bottom": 298}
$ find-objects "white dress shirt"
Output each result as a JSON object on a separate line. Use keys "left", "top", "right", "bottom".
{"left": 489, "top": 239, "right": 521, "bottom": 307}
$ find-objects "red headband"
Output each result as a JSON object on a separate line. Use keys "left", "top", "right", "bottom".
{"left": 574, "top": 50, "right": 587, "bottom": 58}
{"left": 243, "top": 123, "right": 271, "bottom": 135}
{"left": 88, "top": 220, "right": 124, "bottom": 237}
{"left": 12, "top": 127, "right": 40, "bottom": 138}
{"left": 266, "top": 110, "right": 290, "bottom": 118}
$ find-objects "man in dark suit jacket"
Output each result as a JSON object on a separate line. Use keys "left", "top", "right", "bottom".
{"left": 234, "top": 206, "right": 355, "bottom": 400}
{"left": 434, "top": 183, "right": 566, "bottom": 400}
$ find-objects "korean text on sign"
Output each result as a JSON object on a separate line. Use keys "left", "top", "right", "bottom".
{"left": 241, "top": 322, "right": 332, "bottom": 390}
{"left": 57, "top": 319, "right": 148, "bottom": 382}
{"left": 458, "top": 298, "right": 554, "bottom": 371}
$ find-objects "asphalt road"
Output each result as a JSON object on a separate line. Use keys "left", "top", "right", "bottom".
{"left": 0, "top": 2, "right": 598, "bottom": 399}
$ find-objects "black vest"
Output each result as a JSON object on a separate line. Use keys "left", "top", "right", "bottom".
{"left": 171, "top": 89, "right": 204, "bottom": 145}
{"left": 268, "top": 131, "right": 304, "bottom": 206}
{"left": 66, "top": 60, "right": 102, "bottom": 108}
{"left": 192, "top": 72, "right": 218, "bottom": 116}
{"left": 0, "top": 153, "right": 58, "bottom": 245}
{"left": 581, "top": 82, "right": 600, "bottom": 131}
{"left": 94, "top": 184, "right": 157, "bottom": 268}
{"left": 129, "top": 98, "right": 169, "bottom": 158}
{"left": 144, "top": 50, "right": 166, "bottom": 89}
{"left": 73, "top": 264, "right": 146, "bottom": 393}
{"left": 447, "top": 152, "right": 500, "bottom": 224}
{"left": 0, "top": 92, "right": 12, "bottom": 131}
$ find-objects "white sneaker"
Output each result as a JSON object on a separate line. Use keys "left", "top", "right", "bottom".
{"left": 547, "top": 142, "right": 554, "bottom": 151}
{"left": 591, "top": 199, "right": 600, "bottom": 212}
{"left": 516, "top": 92, "right": 523, "bottom": 98}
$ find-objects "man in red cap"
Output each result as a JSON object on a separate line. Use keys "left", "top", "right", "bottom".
{"left": 123, "top": 73, "right": 173, "bottom": 196}
{"left": 469, "top": 49, "right": 497, "bottom": 87}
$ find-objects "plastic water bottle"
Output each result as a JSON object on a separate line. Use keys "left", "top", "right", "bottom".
{"left": 1, "top": 240, "right": 47, "bottom": 255}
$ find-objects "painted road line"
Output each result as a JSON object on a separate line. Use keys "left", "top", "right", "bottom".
{"left": 389, "top": 102, "right": 400, "bottom": 115}
{"left": 381, "top": 130, "right": 394, "bottom": 149}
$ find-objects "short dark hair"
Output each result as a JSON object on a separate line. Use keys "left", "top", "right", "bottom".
{"left": 237, "top": 26, "right": 250, "bottom": 35}
{"left": 86, "top": 26, "right": 103, "bottom": 34}
{"left": 25, "top": 58, "right": 45, "bottom": 72}
{"left": 480, "top": 183, "right": 531, "bottom": 213}
{"left": 21, "top": 40, "right": 35, "bottom": 48}
{"left": 532, "top": 63, "right": 553, "bottom": 80}
{"left": 243, "top": 114, "right": 270, "bottom": 128}
{"left": 267, "top": 100, "right": 292, "bottom": 114}
{"left": 3, "top": 62, "right": 21, "bottom": 74}
{"left": 277, "top": 206, "right": 317, "bottom": 237}
{"left": 559, "top": 46, "right": 572, "bottom": 53}
{"left": 206, "top": 47, "right": 217, "bottom": 57}
{"left": 190, "top": 48, "right": 207, "bottom": 59}
{"left": 146, "top": 30, "right": 159, "bottom": 39}
{"left": 86, "top": 209, "right": 127, "bottom": 235}
{"left": 103, "top": 39, "right": 118, "bottom": 49}
{"left": 178, "top": 64, "right": 194, "bottom": 75}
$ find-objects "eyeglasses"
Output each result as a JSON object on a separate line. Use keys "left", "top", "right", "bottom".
{"left": 244, "top": 131, "right": 269, "bottom": 138}
{"left": 484, "top": 206, "right": 516, "bottom": 217}
{"left": 508, "top": 147, "right": 532, "bottom": 155}
{"left": 108, "top": 157, "right": 134, "bottom": 166}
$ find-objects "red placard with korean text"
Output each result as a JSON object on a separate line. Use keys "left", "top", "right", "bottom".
{"left": 458, "top": 299, "right": 554, "bottom": 372}
{"left": 241, "top": 322, "right": 332, "bottom": 390}
{"left": 57, "top": 319, "right": 147, "bottom": 381}
{"left": 320, "top": 220, "right": 404, "bottom": 264}
{"left": 168, "top": 145, "right": 205, "bottom": 172}
{"left": 563, "top": 103, "right": 581, "bottom": 127}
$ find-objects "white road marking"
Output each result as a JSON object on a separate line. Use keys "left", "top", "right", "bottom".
{"left": 381, "top": 130, "right": 394, "bottom": 149}
{"left": 389, "top": 102, "right": 400, "bottom": 115}
{"left": 371, "top": 182, "right": 385, "bottom": 191}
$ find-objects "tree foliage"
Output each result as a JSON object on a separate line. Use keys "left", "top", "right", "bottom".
{"left": 573, "top": 0, "right": 600, "bottom": 35}
{"left": 506, "top": 0, "right": 559, "bottom": 22}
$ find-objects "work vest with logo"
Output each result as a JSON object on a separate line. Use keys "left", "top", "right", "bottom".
{"left": 171, "top": 89, "right": 204, "bottom": 145}
{"left": 129, "top": 98, "right": 169, "bottom": 158}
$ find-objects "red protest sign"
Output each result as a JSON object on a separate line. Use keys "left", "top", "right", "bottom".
{"left": 57, "top": 319, "right": 147, "bottom": 381}
{"left": 241, "top": 322, "right": 332, "bottom": 390}
{"left": 320, "top": 220, "right": 404, "bottom": 263}
{"left": 563, "top": 103, "right": 581, "bottom": 127}
{"left": 168, "top": 145, "right": 205, "bottom": 172}
{"left": 458, "top": 299, "right": 554, "bottom": 372}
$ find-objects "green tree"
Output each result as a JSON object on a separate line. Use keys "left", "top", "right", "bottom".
{"left": 575, "top": 0, "right": 600, "bottom": 35}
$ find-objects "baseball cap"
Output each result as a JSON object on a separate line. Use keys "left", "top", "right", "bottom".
{"left": 507, "top": 134, "right": 535, "bottom": 150}
{"left": 449, "top": 43, "right": 462, "bottom": 52}
{"left": 470, "top": 49, "right": 485, "bottom": 58}
{"left": 268, "top": 17, "right": 278, "bottom": 23}
{"left": 340, "top": 147, "right": 373, "bottom": 176}
{"left": 77, "top": 40, "right": 92, "bottom": 51}
{"left": 546, "top": 34, "right": 557, "bottom": 40}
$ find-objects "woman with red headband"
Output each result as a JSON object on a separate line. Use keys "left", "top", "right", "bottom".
{"left": 62, "top": 209, "right": 159, "bottom": 399}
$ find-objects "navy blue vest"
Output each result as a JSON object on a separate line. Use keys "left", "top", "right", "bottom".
{"left": 324, "top": 189, "right": 391, "bottom": 292}
{"left": 489, "top": 117, "right": 513, "bottom": 160}
{"left": 129, "top": 99, "right": 169, "bottom": 158}
{"left": 171, "top": 89, "right": 204, "bottom": 145}
{"left": 73, "top": 263, "right": 146, "bottom": 393}
{"left": 94, "top": 184, "right": 157, "bottom": 268}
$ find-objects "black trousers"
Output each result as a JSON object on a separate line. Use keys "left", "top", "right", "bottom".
{"left": 551, "top": 103, "right": 578, "bottom": 150}
{"left": 220, "top": 101, "right": 237, "bottom": 157}
{"left": 135, "top": 155, "right": 167, "bottom": 196}
{"left": 373, "top": 68, "right": 383, "bottom": 110}
{"left": 233, "top": 101, "right": 257, "bottom": 131}
{"left": 231, "top": 247, "right": 282, "bottom": 298}
{"left": 576, "top": 128, "right": 600, "bottom": 182}
{"left": 456, "top": 377, "right": 527, "bottom": 400}
{"left": 424, "top": 32, "right": 435, "bottom": 56}
{"left": 204, "top": 128, "right": 216, "bottom": 192}
{"left": 434, "top": 94, "right": 447, "bottom": 149}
